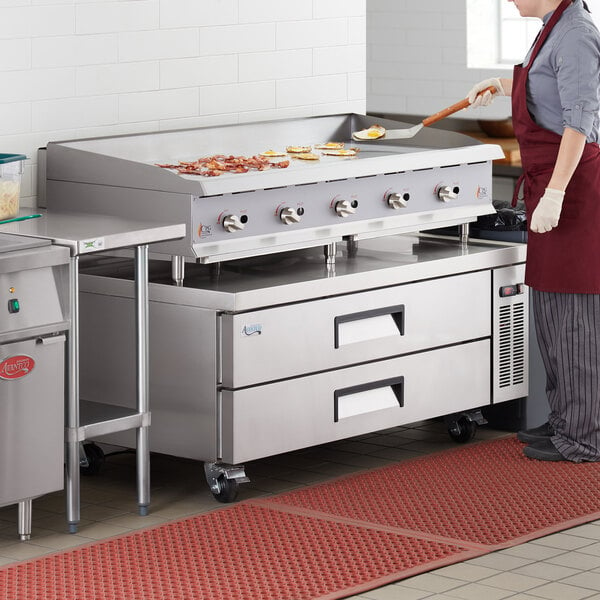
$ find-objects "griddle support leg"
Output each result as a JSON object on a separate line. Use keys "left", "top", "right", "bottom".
{"left": 346, "top": 236, "right": 358, "bottom": 258}
{"left": 172, "top": 255, "right": 185, "bottom": 286}
{"left": 460, "top": 223, "right": 470, "bottom": 245}
{"left": 324, "top": 242, "right": 337, "bottom": 265}
{"left": 136, "top": 245, "right": 151, "bottom": 515}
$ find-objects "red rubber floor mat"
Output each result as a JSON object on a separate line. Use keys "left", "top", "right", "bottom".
{"left": 0, "top": 503, "right": 479, "bottom": 600}
{"left": 2, "top": 436, "right": 600, "bottom": 600}
{"left": 266, "top": 436, "right": 600, "bottom": 549}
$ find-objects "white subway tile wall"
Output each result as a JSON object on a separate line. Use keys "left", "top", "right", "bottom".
{"left": 367, "top": 0, "right": 513, "bottom": 121}
{"left": 0, "top": 0, "right": 366, "bottom": 207}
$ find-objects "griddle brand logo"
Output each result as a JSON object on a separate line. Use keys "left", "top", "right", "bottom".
{"left": 242, "top": 323, "right": 262, "bottom": 336}
{"left": 0, "top": 355, "right": 35, "bottom": 380}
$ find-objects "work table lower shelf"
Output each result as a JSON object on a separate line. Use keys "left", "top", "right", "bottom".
{"left": 77, "top": 400, "right": 149, "bottom": 439}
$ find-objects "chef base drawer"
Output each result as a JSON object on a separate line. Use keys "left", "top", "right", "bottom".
{"left": 223, "top": 270, "right": 491, "bottom": 388}
{"left": 221, "top": 339, "right": 490, "bottom": 464}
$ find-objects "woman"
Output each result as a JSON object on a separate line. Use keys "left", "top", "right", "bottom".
{"left": 468, "top": 0, "right": 600, "bottom": 461}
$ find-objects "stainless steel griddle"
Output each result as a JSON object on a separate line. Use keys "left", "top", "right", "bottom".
{"left": 45, "top": 114, "right": 502, "bottom": 273}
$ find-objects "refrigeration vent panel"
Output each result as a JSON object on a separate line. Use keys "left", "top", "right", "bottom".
{"left": 498, "top": 302, "right": 526, "bottom": 388}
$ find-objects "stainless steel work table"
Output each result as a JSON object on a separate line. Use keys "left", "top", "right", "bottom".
{"left": 0, "top": 210, "right": 185, "bottom": 533}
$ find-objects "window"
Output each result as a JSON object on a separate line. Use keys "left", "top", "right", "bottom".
{"left": 498, "top": 2, "right": 540, "bottom": 63}
{"left": 466, "top": 0, "right": 537, "bottom": 69}
{"left": 468, "top": 1, "right": 600, "bottom": 69}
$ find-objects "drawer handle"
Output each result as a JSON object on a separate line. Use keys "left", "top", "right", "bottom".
{"left": 334, "top": 304, "right": 404, "bottom": 348}
{"left": 37, "top": 334, "right": 67, "bottom": 346}
{"left": 334, "top": 376, "right": 404, "bottom": 422}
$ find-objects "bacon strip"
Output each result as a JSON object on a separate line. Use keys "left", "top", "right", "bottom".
{"left": 156, "top": 154, "right": 289, "bottom": 177}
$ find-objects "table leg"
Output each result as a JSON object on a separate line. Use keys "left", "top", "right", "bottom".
{"left": 18, "top": 500, "right": 32, "bottom": 541}
{"left": 135, "top": 245, "right": 150, "bottom": 515}
{"left": 66, "top": 255, "right": 80, "bottom": 533}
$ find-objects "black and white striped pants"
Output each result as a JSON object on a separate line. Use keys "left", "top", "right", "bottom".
{"left": 532, "top": 289, "right": 600, "bottom": 462}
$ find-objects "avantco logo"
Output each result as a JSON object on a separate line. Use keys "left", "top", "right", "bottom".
{"left": 0, "top": 355, "right": 35, "bottom": 380}
{"left": 242, "top": 323, "right": 262, "bottom": 336}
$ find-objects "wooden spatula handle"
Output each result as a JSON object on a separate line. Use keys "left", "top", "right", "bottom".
{"left": 422, "top": 85, "right": 497, "bottom": 127}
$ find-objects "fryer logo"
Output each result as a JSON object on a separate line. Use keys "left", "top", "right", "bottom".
{"left": 242, "top": 324, "right": 262, "bottom": 336}
{"left": 0, "top": 355, "right": 35, "bottom": 380}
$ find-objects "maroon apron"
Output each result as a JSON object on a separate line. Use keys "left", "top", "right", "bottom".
{"left": 512, "top": 0, "right": 600, "bottom": 293}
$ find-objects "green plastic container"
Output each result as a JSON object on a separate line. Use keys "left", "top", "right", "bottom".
{"left": 0, "top": 154, "right": 26, "bottom": 221}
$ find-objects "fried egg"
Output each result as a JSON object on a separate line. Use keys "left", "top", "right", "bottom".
{"left": 286, "top": 145, "right": 312, "bottom": 153}
{"left": 353, "top": 125, "right": 386, "bottom": 140}
{"left": 260, "top": 150, "right": 287, "bottom": 157}
{"left": 292, "top": 152, "right": 320, "bottom": 161}
{"left": 321, "top": 148, "right": 358, "bottom": 157}
{"left": 314, "top": 142, "right": 345, "bottom": 150}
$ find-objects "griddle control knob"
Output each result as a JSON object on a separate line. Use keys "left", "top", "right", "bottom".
{"left": 279, "top": 206, "right": 301, "bottom": 225}
{"left": 437, "top": 185, "right": 459, "bottom": 203}
{"left": 222, "top": 214, "right": 247, "bottom": 232}
{"left": 386, "top": 192, "right": 409, "bottom": 209}
{"left": 334, "top": 199, "right": 357, "bottom": 218}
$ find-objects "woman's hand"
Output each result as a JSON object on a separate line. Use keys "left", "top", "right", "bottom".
{"left": 467, "top": 78, "right": 511, "bottom": 107}
{"left": 530, "top": 188, "right": 565, "bottom": 233}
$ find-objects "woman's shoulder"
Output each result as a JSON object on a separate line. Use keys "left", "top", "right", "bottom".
{"left": 552, "top": 7, "right": 600, "bottom": 51}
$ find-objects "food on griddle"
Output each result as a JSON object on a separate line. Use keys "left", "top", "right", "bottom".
{"left": 314, "top": 142, "right": 344, "bottom": 150}
{"left": 321, "top": 148, "right": 358, "bottom": 156}
{"left": 286, "top": 145, "right": 312, "bottom": 154}
{"left": 352, "top": 124, "right": 386, "bottom": 140}
{"left": 260, "top": 150, "right": 287, "bottom": 157}
{"left": 156, "top": 154, "right": 289, "bottom": 177}
{"left": 292, "top": 152, "right": 320, "bottom": 161}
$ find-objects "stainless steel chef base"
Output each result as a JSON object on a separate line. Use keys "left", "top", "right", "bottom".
{"left": 77, "top": 234, "right": 527, "bottom": 498}
{"left": 0, "top": 233, "right": 70, "bottom": 539}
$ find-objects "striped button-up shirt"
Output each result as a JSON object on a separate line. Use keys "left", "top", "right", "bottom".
{"left": 523, "top": 0, "right": 600, "bottom": 142}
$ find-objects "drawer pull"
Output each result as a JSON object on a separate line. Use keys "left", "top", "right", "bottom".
{"left": 334, "top": 304, "right": 404, "bottom": 348}
{"left": 334, "top": 376, "right": 404, "bottom": 422}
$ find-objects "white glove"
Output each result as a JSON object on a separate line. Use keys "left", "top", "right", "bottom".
{"left": 530, "top": 188, "right": 565, "bottom": 233}
{"left": 467, "top": 77, "right": 505, "bottom": 108}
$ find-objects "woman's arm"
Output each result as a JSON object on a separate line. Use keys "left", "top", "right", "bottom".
{"left": 548, "top": 127, "right": 587, "bottom": 191}
{"left": 499, "top": 78, "right": 513, "bottom": 97}
{"left": 530, "top": 127, "right": 587, "bottom": 233}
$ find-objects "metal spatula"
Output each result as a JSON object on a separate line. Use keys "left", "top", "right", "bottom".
{"left": 352, "top": 85, "right": 496, "bottom": 141}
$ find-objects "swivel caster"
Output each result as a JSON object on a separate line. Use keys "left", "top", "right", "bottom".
{"left": 80, "top": 442, "right": 105, "bottom": 476}
{"left": 447, "top": 416, "right": 478, "bottom": 443}
{"left": 204, "top": 462, "right": 249, "bottom": 503}
{"left": 212, "top": 475, "right": 239, "bottom": 503}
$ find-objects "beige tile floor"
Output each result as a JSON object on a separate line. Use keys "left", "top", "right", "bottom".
{"left": 2, "top": 420, "right": 600, "bottom": 600}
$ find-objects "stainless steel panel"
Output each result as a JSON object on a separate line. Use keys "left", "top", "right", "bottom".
{"left": 0, "top": 245, "right": 69, "bottom": 278}
{"left": 0, "top": 262, "right": 69, "bottom": 336}
{"left": 79, "top": 292, "right": 219, "bottom": 461}
{"left": 0, "top": 335, "right": 65, "bottom": 506}
{"left": 222, "top": 270, "right": 491, "bottom": 387}
{"left": 221, "top": 339, "right": 491, "bottom": 464}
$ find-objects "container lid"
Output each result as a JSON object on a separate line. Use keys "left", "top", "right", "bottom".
{"left": 0, "top": 154, "right": 27, "bottom": 164}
